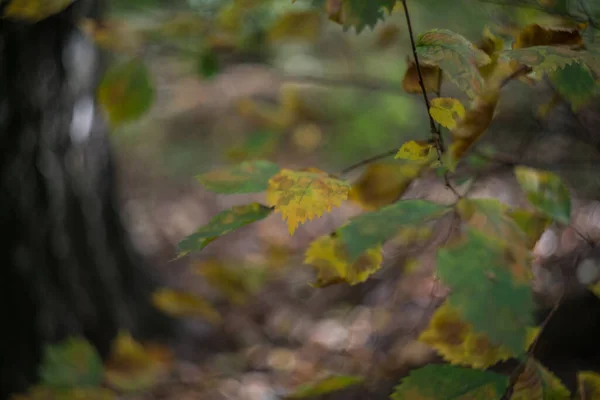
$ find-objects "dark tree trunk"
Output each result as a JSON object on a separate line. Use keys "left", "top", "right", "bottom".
{"left": 0, "top": 1, "right": 173, "bottom": 398}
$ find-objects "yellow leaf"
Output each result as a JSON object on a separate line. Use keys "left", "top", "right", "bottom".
{"left": 104, "top": 331, "right": 173, "bottom": 393}
{"left": 348, "top": 162, "right": 426, "bottom": 211}
{"left": 292, "top": 123, "right": 322, "bottom": 152}
{"left": 267, "top": 10, "right": 322, "bottom": 43}
{"left": 194, "top": 259, "right": 267, "bottom": 304}
{"left": 429, "top": 98, "right": 466, "bottom": 130}
{"left": 395, "top": 140, "right": 436, "bottom": 162}
{"left": 419, "top": 301, "right": 514, "bottom": 369}
{"left": 578, "top": 371, "right": 600, "bottom": 400}
{"left": 151, "top": 288, "right": 221, "bottom": 324}
{"left": 304, "top": 234, "right": 382, "bottom": 287}
{"left": 266, "top": 169, "right": 350, "bottom": 235}
{"left": 4, "top": 0, "right": 74, "bottom": 22}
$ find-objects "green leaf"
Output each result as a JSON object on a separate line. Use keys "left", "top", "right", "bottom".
{"left": 391, "top": 364, "right": 508, "bottom": 399}
{"left": 549, "top": 61, "right": 598, "bottom": 111}
{"left": 514, "top": 166, "right": 571, "bottom": 225}
{"left": 178, "top": 203, "right": 272, "bottom": 256}
{"left": 40, "top": 337, "right": 104, "bottom": 389}
{"left": 286, "top": 375, "right": 364, "bottom": 398}
{"left": 344, "top": 0, "right": 396, "bottom": 33}
{"left": 98, "top": 58, "right": 154, "bottom": 128}
{"left": 337, "top": 200, "right": 451, "bottom": 262}
{"left": 416, "top": 29, "right": 491, "bottom": 98}
{"left": 196, "top": 160, "right": 281, "bottom": 194}
{"left": 437, "top": 228, "right": 534, "bottom": 354}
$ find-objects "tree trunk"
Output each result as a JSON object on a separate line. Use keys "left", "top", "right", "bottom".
{"left": 0, "top": 2, "right": 173, "bottom": 398}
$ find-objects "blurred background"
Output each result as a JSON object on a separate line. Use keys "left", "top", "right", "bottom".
{"left": 100, "top": 0, "right": 598, "bottom": 398}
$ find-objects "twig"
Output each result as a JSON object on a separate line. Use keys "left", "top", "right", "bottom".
{"left": 339, "top": 149, "right": 398, "bottom": 176}
{"left": 400, "top": 0, "right": 445, "bottom": 155}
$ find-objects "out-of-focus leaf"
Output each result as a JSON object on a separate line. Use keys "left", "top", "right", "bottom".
{"left": 104, "top": 332, "right": 173, "bottom": 393}
{"left": 267, "top": 10, "right": 322, "bottom": 43}
{"left": 4, "top": 0, "right": 74, "bottom": 22}
{"left": 197, "top": 160, "right": 281, "bottom": 194}
{"left": 97, "top": 59, "right": 154, "bottom": 128}
{"left": 226, "top": 130, "right": 279, "bottom": 162}
{"left": 197, "top": 48, "right": 221, "bottom": 79}
{"left": 151, "top": 289, "right": 221, "bottom": 324}
{"left": 40, "top": 338, "right": 104, "bottom": 389}
{"left": 513, "top": 23, "right": 583, "bottom": 49}
{"left": 178, "top": 203, "right": 272, "bottom": 256}
{"left": 402, "top": 61, "right": 442, "bottom": 94}
{"left": 391, "top": 364, "right": 508, "bottom": 399}
{"left": 267, "top": 168, "right": 350, "bottom": 235}
{"left": 548, "top": 61, "right": 598, "bottom": 111}
{"left": 514, "top": 166, "right": 571, "bottom": 225}
{"left": 315, "top": 0, "right": 396, "bottom": 33}
{"left": 12, "top": 386, "right": 115, "bottom": 400}
{"left": 348, "top": 162, "right": 425, "bottom": 210}
{"left": 286, "top": 375, "right": 364, "bottom": 398}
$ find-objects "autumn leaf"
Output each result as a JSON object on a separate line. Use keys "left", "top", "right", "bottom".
{"left": 395, "top": 140, "right": 437, "bottom": 162}
{"left": 97, "top": 59, "right": 154, "bottom": 128}
{"left": 104, "top": 332, "right": 173, "bottom": 393}
{"left": 151, "top": 289, "right": 221, "bottom": 324}
{"left": 429, "top": 98, "right": 466, "bottom": 130}
{"left": 39, "top": 338, "right": 104, "bottom": 389}
{"left": 500, "top": 46, "right": 583, "bottom": 76}
{"left": 317, "top": 0, "right": 396, "bottom": 33}
{"left": 402, "top": 61, "right": 442, "bottom": 94}
{"left": 348, "top": 162, "right": 425, "bottom": 210}
{"left": 304, "top": 234, "right": 382, "bottom": 286}
{"left": 196, "top": 160, "right": 280, "bottom": 194}
{"left": 511, "top": 358, "right": 570, "bottom": 399}
{"left": 415, "top": 29, "right": 491, "bottom": 98}
{"left": 266, "top": 168, "right": 350, "bottom": 235}
{"left": 514, "top": 166, "right": 571, "bottom": 225}
{"left": 419, "top": 301, "right": 515, "bottom": 369}
{"left": 391, "top": 364, "right": 508, "bottom": 399}
{"left": 286, "top": 374, "right": 364, "bottom": 398}
{"left": 177, "top": 203, "right": 272, "bottom": 256}
{"left": 4, "top": 0, "right": 74, "bottom": 22}
{"left": 437, "top": 228, "right": 534, "bottom": 354}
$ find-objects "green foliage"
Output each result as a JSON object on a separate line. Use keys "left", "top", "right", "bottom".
{"left": 437, "top": 228, "right": 534, "bottom": 354}
{"left": 40, "top": 338, "right": 104, "bottom": 389}
{"left": 178, "top": 203, "right": 273, "bottom": 255}
{"left": 514, "top": 166, "right": 571, "bottom": 225}
{"left": 285, "top": 375, "right": 365, "bottom": 398}
{"left": 549, "top": 62, "right": 598, "bottom": 111}
{"left": 337, "top": 199, "right": 450, "bottom": 262}
{"left": 196, "top": 160, "right": 281, "bottom": 194}
{"left": 391, "top": 364, "right": 509, "bottom": 399}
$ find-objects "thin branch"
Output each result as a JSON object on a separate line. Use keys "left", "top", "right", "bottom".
{"left": 339, "top": 149, "right": 398, "bottom": 176}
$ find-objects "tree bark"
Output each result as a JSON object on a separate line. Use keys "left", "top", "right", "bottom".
{"left": 0, "top": 1, "right": 173, "bottom": 398}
